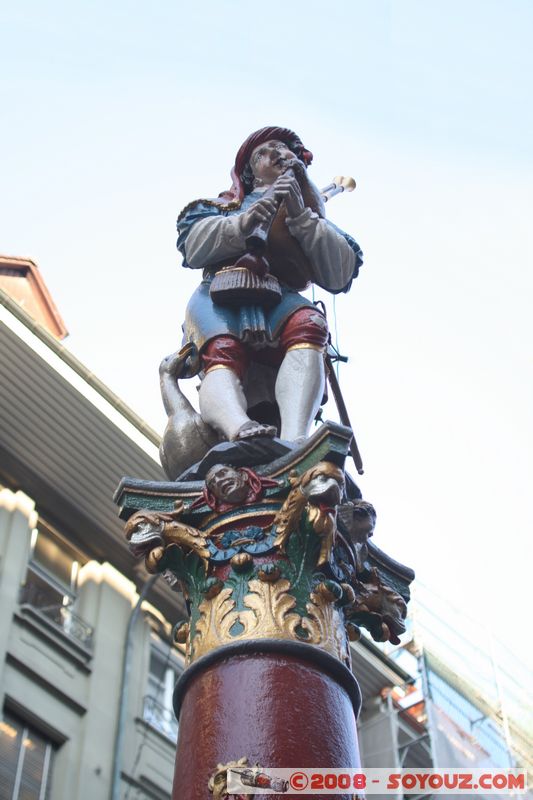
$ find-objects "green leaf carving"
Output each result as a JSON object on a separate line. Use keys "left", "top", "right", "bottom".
{"left": 278, "top": 516, "right": 321, "bottom": 617}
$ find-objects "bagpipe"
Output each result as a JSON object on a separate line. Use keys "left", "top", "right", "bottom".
{"left": 209, "top": 168, "right": 355, "bottom": 308}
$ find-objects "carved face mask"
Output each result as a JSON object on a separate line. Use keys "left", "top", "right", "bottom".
{"left": 206, "top": 465, "right": 250, "bottom": 503}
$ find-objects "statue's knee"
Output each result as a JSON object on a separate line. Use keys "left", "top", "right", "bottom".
{"left": 279, "top": 308, "right": 329, "bottom": 353}
{"left": 201, "top": 336, "right": 249, "bottom": 382}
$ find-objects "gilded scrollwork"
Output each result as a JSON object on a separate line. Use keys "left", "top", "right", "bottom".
{"left": 190, "top": 575, "right": 352, "bottom": 663}
{"left": 192, "top": 587, "right": 239, "bottom": 660}
{"left": 304, "top": 584, "right": 352, "bottom": 665}
{"left": 192, "top": 578, "right": 302, "bottom": 661}
{"left": 274, "top": 462, "right": 345, "bottom": 566}
{"left": 125, "top": 501, "right": 209, "bottom": 573}
{"left": 272, "top": 470, "right": 307, "bottom": 553}
{"left": 239, "top": 578, "right": 302, "bottom": 640}
{"left": 123, "top": 443, "right": 412, "bottom": 665}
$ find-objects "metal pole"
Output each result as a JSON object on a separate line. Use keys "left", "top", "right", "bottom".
{"left": 110, "top": 574, "right": 159, "bottom": 800}
{"left": 325, "top": 354, "right": 364, "bottom": 474}
{"left": 418, "top": 648, "right": 440, "bottom": 769}
{"left": 411, "top": 587, "right": 439, "bottom": 770}
{"left": 486, "top": 626, "right": 515, "bottom": 767}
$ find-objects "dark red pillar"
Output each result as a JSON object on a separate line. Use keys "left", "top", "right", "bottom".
{"left": 172, "top": 642, "right": 361, "bottom": 799}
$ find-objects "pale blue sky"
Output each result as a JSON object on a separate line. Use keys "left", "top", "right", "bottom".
{"left": 2, "top": 1, "right": 532, "bottom": 669}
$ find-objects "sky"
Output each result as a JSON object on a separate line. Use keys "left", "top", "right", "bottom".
{"left": 2, "top": 0, "right": 532, "bottom": 676}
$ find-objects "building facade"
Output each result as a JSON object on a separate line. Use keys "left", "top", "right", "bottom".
{"left": 0, "top": 270, "right": 182, "bottom": 799}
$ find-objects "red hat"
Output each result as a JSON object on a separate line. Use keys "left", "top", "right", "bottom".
{"left": 220, "top": 126, "right": 313, "bottom": 202}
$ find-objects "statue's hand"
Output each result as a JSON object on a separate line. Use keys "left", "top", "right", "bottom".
{"left": 239, "top": 196, "right": 278, "bottom": 237}
{"left": 283, "top": 156, "right": 307, "bottom": 181}
{"left": 273, "top": 171, "right": 305, "bottom": 218}
{"left": 284, "top": 157, "right": 326, "bottom": 218}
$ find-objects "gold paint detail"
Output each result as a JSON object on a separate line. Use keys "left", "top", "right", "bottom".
{"left": 190, "top": 577, "right": 349, "bottom": 663}
{"left": 200, "top": 507, "right": 277, "bottom": 534}
{"left": 204, "top": 579, "right": 224, "bottom": 599}
{"left": 257, "top": 565, "right": 281, "bottom": 582}
{"left": 239, "top": 579, "right": 302, "bottom": 639}
{"left": 208, "top": 757, "right": 251, "bottom": 800}
{"left": 214, "top": 266, "right": 250, "bottom": 275}
{"left": 346, "top": 622, "right": 361, "bottom": 642}
{"left": 178, "top": 197, "right": 242, "bottom": 223}
{"left": 203, "top": 363, "right": 240, "bottom": 376}
{"left": 124, "top": 501, "right": 210, "bottom": 572}
{"left": 314, "top": 580, "right": 339, "bottom": 603}
{"left": 273, "top": 471, "right": 306, "bottom": 553}
{"left": 340, "top": 583, "right": 356, "bottom": 605}
{"left": 192, "top": 587, "right": 237, "bottom": 661}
{"left": 305, "top": 588, "right": 351, "bottom": 665}
{"left": 273, "top": 462, "right": 345, "bottom": 566}
{"left": 230, "top": 552, "right": 253, "bottom": 571}
{"left": 308, "top": 503, "right": 336, "bottom": 568}
{"left": 174, "top": 622, "right": 189, "bottom": 644}
{"left": 347, "top": 569, "right": 408, "bottom": 644}
{"left": 285, "top": 342, "right": 325, "bottom": 353}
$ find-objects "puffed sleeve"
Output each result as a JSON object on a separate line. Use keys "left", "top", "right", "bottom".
{"left": 177, "top": 202, "right": 246, "bottom": 269}
{"left": 285, "top": 209, "right": 363, "bottom": 293}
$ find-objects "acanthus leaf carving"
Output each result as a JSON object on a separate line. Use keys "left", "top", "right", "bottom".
{"left": 192, "top": 587, "right": 239, "bottom": 661}
{"left": 239, "top": 578, "right": 301, "bottom": 639}
{"left": 303, "top": 587, "right": 351, "bottom": 666}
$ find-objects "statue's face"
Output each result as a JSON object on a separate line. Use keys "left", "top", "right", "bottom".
{"left": 249, "top": 139, "right": 295, "bottom": 186}
{"left": 206, "top": 465, "right": 250, "bottom": 503}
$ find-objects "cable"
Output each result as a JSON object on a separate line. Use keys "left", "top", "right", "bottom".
{"left": 332, "top": 294, "right": 340, "bottom": 379}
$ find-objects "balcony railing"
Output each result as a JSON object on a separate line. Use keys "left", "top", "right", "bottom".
{"left": 143, "top": 695, "right": 178, "bottom": 741}
{"left": 19, "top": 579, "right": 94, "bottom": 650}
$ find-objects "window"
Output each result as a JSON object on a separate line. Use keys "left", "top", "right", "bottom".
{"left": 19, "top": 522, "right": 93, "bottom": 649}
{"left": 0, "top": 712, "right": 54, "bottom": 800}
{"left": 25, "top": 523, "right": 81, "bottom": 604}
{"left": 143, "top": 635, "right": 183, "bottom": 741}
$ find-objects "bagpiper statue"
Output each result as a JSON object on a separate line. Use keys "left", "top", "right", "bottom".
{"left": 115, "top": 126, "right": 413, "bottom": 800}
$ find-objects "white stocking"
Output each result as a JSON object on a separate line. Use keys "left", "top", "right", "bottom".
{"left": 199, "top": 367, "right": 250, "bottom": 441}
{"left": 276, "top": 347, "right": 325, "bottom": 442}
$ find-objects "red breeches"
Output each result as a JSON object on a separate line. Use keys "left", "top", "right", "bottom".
{"left": 201, "top": 308, "right": 328, "bottom": 381}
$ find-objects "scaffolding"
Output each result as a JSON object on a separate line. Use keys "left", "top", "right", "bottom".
{"left": 357, "top": 580, "right": 532, "bottom": 783}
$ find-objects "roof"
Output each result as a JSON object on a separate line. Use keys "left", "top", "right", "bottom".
{"left": 0, "top": 255, "right": 68, "bottom": 339}
{"left": 0, "top": 286, "right": 182, "bottom": 619}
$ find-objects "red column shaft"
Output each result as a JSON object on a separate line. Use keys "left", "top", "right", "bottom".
{"left": 172, "top": 650, "right": 361, "bottom": 800}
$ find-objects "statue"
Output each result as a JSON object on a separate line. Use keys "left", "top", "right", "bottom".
{"left": 114, "top": 127, "right": 415, "bottom": 800}
{"left": 159, "top": 126, "right": 363, "bottom": 480}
